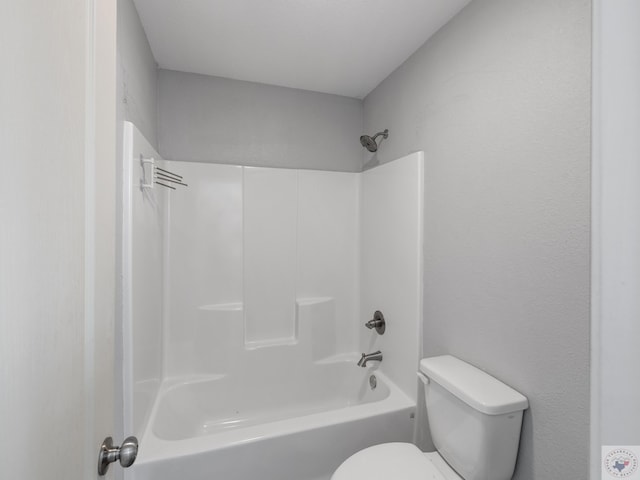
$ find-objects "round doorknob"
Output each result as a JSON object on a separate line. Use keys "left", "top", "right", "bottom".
{"left": 98, "top": 435, "right": 139, "bottom": 475}
{"left": 119, "top": 436, "right": 139, "bottom": 468}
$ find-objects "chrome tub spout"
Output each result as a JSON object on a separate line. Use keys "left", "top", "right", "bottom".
{"left": 358, "top": 351, "right": 383, "bottom": 367}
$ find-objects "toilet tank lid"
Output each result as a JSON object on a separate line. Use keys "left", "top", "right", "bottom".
{"left": 419, "top": 355, "right": 529, "bottom": 415}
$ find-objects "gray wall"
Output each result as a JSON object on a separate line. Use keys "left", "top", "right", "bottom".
{"left": 117, "top": 0, "right": 157, "bottom": 149}
{"left": 363, "top": 1, "right": 591, "bottom": 479}
{"left": 158, "top": 69, "right": 363, "bottom": 172}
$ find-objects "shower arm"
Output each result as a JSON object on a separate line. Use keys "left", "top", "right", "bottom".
{"left": 371, "top": 129, "right": 389, "bottom": 141}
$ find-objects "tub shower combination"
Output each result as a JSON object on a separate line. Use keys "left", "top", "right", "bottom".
{"left": 121, "top": 122, "right": 424, "bottom": 480}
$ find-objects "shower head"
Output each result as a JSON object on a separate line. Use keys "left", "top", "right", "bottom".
{"left": 359, "top": 129, "right": 389, "bottom": 152}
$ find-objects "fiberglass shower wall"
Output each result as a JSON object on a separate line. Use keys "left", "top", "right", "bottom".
{"left": 123, "top": 121, "right": 424, "bottom": 443}
{"left": 164, "top": 163, "right": 360, "bottom": 377}
{"left": 122, "top": 122, "right": 166, "bottom": 439}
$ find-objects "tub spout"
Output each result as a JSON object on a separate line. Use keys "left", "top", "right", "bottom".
{"left": 358, "top": 351, "right": 383, "bottom": 367}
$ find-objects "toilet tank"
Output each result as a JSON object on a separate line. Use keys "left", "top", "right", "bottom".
{"left": 419, "top": 356, "right": 528, "bottom": 480}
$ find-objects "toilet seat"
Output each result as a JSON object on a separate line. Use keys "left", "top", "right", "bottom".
{"left": 331, "top": 442, "right": 463, "bottom": 480}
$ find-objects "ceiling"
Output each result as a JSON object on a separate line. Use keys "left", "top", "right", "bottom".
{"left": 133, "top": 0, "right": 471, "bottom": 99}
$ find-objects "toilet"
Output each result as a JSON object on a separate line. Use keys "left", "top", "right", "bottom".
{"left": 332, "top": 355, "right": 529, "bottom": 480}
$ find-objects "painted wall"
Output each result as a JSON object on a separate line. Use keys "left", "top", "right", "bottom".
{"left": 362, "top": 1, "right": 591, "bottom": 479}
{"left": 117, "top": 0, "right": 158, "bottom": 148}
{"left": 157, "top": 70, "right": 363, "bottom": 172}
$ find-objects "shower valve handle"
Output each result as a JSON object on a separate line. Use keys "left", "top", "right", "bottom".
{"left": 365, "top": 310, "right": 385, "bottom": 334}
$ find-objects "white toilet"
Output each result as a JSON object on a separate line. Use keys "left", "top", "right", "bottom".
{"left": 332, "top": 355, "right": 529, "bottom": 480}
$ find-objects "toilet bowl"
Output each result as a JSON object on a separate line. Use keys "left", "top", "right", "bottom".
{"left": 332, "top": 443, "right": 462, "bottom": 480}
{"left": 331, "top": 355, "right": 528, "bottom": 480}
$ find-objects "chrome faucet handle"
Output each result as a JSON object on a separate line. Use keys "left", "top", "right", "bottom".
{"left": 365, "top": 310, "right": 385, "bottom": 334}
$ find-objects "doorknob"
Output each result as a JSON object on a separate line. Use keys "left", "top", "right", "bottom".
{"left": 98, "top": 436, "right": 138, "bottom": 475}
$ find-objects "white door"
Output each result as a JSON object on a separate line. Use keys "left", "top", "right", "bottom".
{"left": 0, "top": 1, "right": 118, "bottom": 479}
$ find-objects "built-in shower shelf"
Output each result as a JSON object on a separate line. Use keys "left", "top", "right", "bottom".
{"left": 244, "top": 336, "right": 298, "bottom": 350}
{"left": 295, "top": 297, "right": 333, "bottom": 306}
{"left": 199, "top": 303, "right": 243, "bottom": 313}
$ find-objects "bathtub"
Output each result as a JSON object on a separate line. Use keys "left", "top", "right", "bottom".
{"left": 132, "top": 358, "right": 415, "bottom": 480}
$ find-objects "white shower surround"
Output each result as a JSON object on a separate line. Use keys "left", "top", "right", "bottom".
{"left": 122, "top": 122, "right": 424, "bottom": 480}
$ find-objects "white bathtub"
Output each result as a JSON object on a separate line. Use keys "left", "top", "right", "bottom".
{"left": 132, "top": 360, "right": 415, "bottom": 480}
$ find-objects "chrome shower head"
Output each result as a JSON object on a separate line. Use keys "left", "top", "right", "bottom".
{"left": 360, "top": 135, "right": 378, "bottom": 152}
{"left": 359, "top": 129, "right": 389, "bottom": 152}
